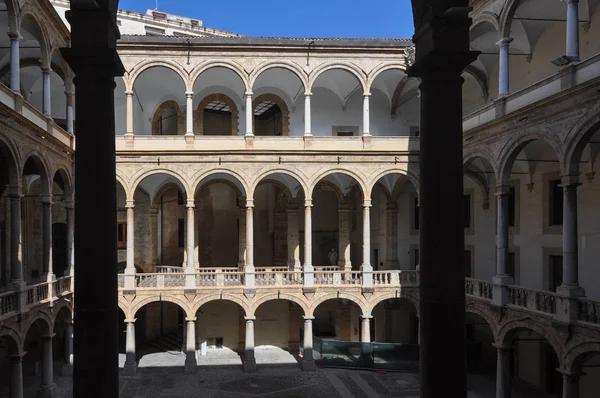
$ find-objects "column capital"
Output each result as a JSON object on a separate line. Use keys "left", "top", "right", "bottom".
{"left": 64, "top": 200, "right": 74, "bottom": 210}
{"left": 363, "top": 198, "right": 372, "bottom": 207}
{"left": 244, "top": 316, "right": 256, "bottom": 322}
{"left": 496, "top": 37, "right": 514, "bottom": 47}
{"left": 9, "top": 352, "right": 26, "bottom": 362}
{"left": 7, "top": 185, "right": 22, "bottom": 197}
{"left": 186, "top": 200, "right": 195, "bottom": 209}
{"left": 361, "top": 315, "right": 373, "bottom": 320}
{"left": 560, "top": 173, "right": 581, "bottom": 188}
{"left": 125, "top": 90, "right": 133, "bottom": 97}
{"left": 556, "top": 368, "right": 584, "bottom": 380}
{"left": 8, "top": 32, "right": 21, "bottom": 41}
{"left": 185, "top": 91, "right": 194, "bottom": 98}
{"left": 566, "top": 0, "right": 579, "bottom": 4}
{"left": 245, "top": 91, "right": 253, "bottom": 97}
{"left": 246, "top": 199, "right": 254, "bottom": 208}
{"left": 185, "top": 317, "right": 196, "bottom": 322}
{"left": 303, "top": 316, "right": 315, "bottom": 321}
{"left": 494, "top": 184, "right": 511, "bottom": 196}
{"left": 363, "top": 92, "right": 371, "bottom": 97}
{"left": 41, "top": 194, "right": 53, "bottom": 205}
{"left": 304, "top": 199, "right": 313, "bottom": 207}
{"left": 41, "top": 333, "right": 56, "bottom": 340}
{"left": 124, "top": 318, "right": 137, "bottom": 323}
{"left": 41, "top": 67, "right": 52, "bottom": 74}
{"left": 492, "top": 343, "right": 513, "bottom": 352}
{"left": 125, "top": 200, "right": 135, "bottom": 209}
{"left": 304, "top": 92, "right": 312, "bottom": 97}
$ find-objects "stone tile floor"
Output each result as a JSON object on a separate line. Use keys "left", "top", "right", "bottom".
{"left": 10, "top": 348, "right": 557, "bottom": 397}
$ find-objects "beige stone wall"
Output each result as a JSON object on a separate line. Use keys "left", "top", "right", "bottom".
{"left": 255, "top": 300, "right": 290, "bottom": 348}
{"left": 196, "top": 300, "right": 241, "bottom": 350}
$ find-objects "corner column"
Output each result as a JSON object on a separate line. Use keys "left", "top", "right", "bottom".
{"left": 362, "top": 93, "right": 371, "bottom": 136}
{"left": 185, "top": 91, "right": 194, "bottom": 138}
{"left": 8, "top": 185, "right": 24, "bottom": 287}
{"left": 123, "top": 319, "right": 137, "bottom": 376}
{"left": 8, "top": 32, "right": 20, "bottom": 93}
{"left": 338, "top": 201, "right": 352, "bottom": 272}
{"left": 125, "top": 91, "right": 134, "bottom": 136}
{"left": 243, "top": 317, "right": 256, "bottom": 372}
{"left": 497, "top": 38, "right": 513, "bottom": 97}
{"left": 38, "top": 334, "right": 55, "bottom": 398}
{"left": 185, "top": 200, "right": 196, "bottom": 289}
{"left": 561, "top": 371, "right": 581, "bottom": 398}
{"left": 493, "top": 185, "right": 512, "bottom": 306}
{"left": 238, "top": 201, "right": 246, "bottom": 271}
{"left": 124, "top": 201, "right": 135, "bottom": 290}
{"left": 361, "top": 199, "right": 373, "bottom": 286}
{"left": 302, "top": 316, "right": 316, "bottom": 371}
{"left": 304, "top": 93, "right": 312, "bottom": 137}
{"left": 407, "top": 9, "right": 478, "bottom": 397}
{"left": 495, "top": 345, "right": 512, "bottom": 398}
{"left": 245, "top": 92, "right": 253, "bottom": 136}
{"left": 245, "top": 199, "right": 255, "bottom": 288}
{"left": 61, "top": 321, "right": 74, "bottom": 376}
{"left": 65, "top": 201, "right": 74, "bottom": 278}
{"left": 303, "top": 199, "right": 314, "bottom": 286}
{"left": 9, "top": 354, "right": 24, "bottom": 398}
{"left": 286, "top": 203, "right": 300, "bottom": 271}
{"left": 360, "top": 315, "right": 372, "bottom": 357}
{"left": 184, "top": 318, "right": 197, "bottom": 374}
{"left": 42, "top": 67, "right": 52, "bottom": 117}
{"left": 384, "top": 203, "right": 400, "bottom": 269}
{"left": 566, "top": 0, "right": 580, "bottom": 62}
{"left": 65, "top": 90, "right": 74, "bottom": 134}
{"left": 42, "top": 195, "right": 54, "bottom": 283}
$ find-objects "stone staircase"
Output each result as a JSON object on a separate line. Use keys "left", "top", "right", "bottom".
{"left": 146, "top": 331, "right": 184, "bottom": 353}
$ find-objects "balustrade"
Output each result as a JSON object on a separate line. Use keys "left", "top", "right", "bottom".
{"left": 153, "top": 265, "right": 185, "bottom": 273}
{"left": 0, "top": 291, "right": 18, "bottom": 316}
{"left": 577, "top": 298, "right": 600, "bottom": 324}
{"left": 26, "top": 282, "right": 49, "bottom": 305}
{"left": 465, "top": 278, "right": 492, "bottom": 300}
{"left": 508, "top": 286, "right": 556, "bottom": 314}
{"left": 255, "top": 271, "right": 302, "bottom": 286}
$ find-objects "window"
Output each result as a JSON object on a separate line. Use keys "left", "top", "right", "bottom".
{"left": 549, "top": 255, "right": 563, "bottom": 292}
{"left": 508, "top": 186, "right": 516, "bottom": 227}
{"left": 413, "top": 197, "right": 420, "bottom": 230}
{"left": 145, "top": 26, "right": 166, "bottom": 36}
{"left": 463, "top": 194, "right": 471, "bottom": 228}
{"left": 549, "top": 180, "right": 563, "bottom": 226}
{"left": 337, "top": 131, "right": 354, "bottom": 137}
{"left": 506, "top": 252, "right": 516, "bottom": 280}
{"left": 178, "top": 219, "right": 185, "bottom": 248}
{"left": 464, "top": 250, "right": 472, "bottom": 278}
{"left": 117, "top": 221, "right": 127, "bottom": 249}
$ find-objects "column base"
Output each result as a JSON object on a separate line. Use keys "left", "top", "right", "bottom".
{"left": 557, "top": 284, "right": 585, "bottom": 298}
{"left": 37, "top": 384, "right": 55, "bottom": 398}
{"left": 492, "top": 275, "right": 513, "bottom": 307}
{"left": 123, "top": 362, "right": 137, "bottom": 376}
{"left": 302, "top": 358, "right": 316, "bottom": 371}
{"left": 555, "top": 285, "right": 586, "bottom": 324}
{"left": 61, "top": 364, "right": 73, "bottom": 376}
{"left": 184, "top": 359, "right": 197, "bottom": 374}
{"left": 243, "top": 358, "right": 257, "bottom": 372}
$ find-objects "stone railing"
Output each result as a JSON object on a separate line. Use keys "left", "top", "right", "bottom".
{"left": 255, "top": 271, "right": 303, "bottom": 286}
{"left": 0, "top": 290, "right": 18, "bottom": 317}
{"left": 196, "top": 268, "right": 244, "bottom": 287}
{"left": 373, "top": 270, "right": 420, "bottom": 286}
{"left": 577, "top": 298, "right": 600, "bottom": 325}
{"left": 135, "top": 273, "right": 186, "bottom": 288}
{"left": 0, "top": 277, "right": 72, "bottom": 321}
{"left": 465, "top": 278, "right": 493, "bottom": 300}
{"left": 507, "top": 286, "right": 556, "bottom": 315}
{"left": 26, "top": 282, "right": 49, "bottom": 305}
{"left": 153, "top": 265, "right": 185, "bottom": 273}
{"left": 314, "top": 271, "right": 362, "bottom": 286}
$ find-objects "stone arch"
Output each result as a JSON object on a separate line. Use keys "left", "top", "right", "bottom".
{"left": 366, "top": 63, "right": 406, "bottom": 94}
{"left": 189, "top": 60, "right": 250, "bottom": 92}
{"left": 314, "top": 180, "right": 345, "bottom": 202}
{"left": 4, "top": 0, "right": 18, "bottom": 34}
{"left": 308, "top": 62, "right": 368, "bottom": 94}
{"left": 252, "top": 93, "right": 290, "bottom": 136}
{"left": 128, "top": 59, "right": 189, "bottom": 92}
{"left": 115, "top": 172, "right": 129, "bottom": 196}
{"left": 0, "top": 326, "right": 24, "bottom": 355}
{"left": 464, "top": 170, "right": 491, "bottom": 210}
{"left": 471, "top": 11, "right": 501, "bottom": 39}
{"left": 195, "top": 93, "right": 239, "bottom": 136}
{"left": 51, "top": 299, "right": 73, "bottom": 327}
{"left": 465, "top": 302, "right": 499, "bottom": 338}
{"left": 151, "top": 100, "right": 184, "bottom": 136}
{"left": 497, "top": 132, "right": 563, "bottom": 185}
{"left": 249, "top": 61, "right": 309, "bottom": 92}
{"left": 250, "top": 169, "right": 309, "bottom": 200}
{"left": 22, "top": 151, "right": 52, "bottom": 195}
{"left": 22, "top": 309, "right": 53, "bottom": 337}
{"left": 191, "top": 168, "right": 250, "bottom": 198}
{"left": 563, "top": 103, "right": 600, "bottom": 175}
{"left": 249, "top": 294, "right": 310, "bottom": 317}
{"left": 117, "top": 296, "right": 132, "bottom": 319}
{"left": 18, "top": 10, "right": 51, "bottom": 68}
{"left": 366, "top": 290, "right": 420, "bottom": 317}
{"left": 192, "top": 294, "right": 251, "bottom": 317}
{"left": 368, "top": 168, "right": 420, "bottom": 198}
{"left": 497, "top": 319, "right": 563, "bottom": 359}
{"left": 129, "top": 168, "right": 191, "bottom": 202}
{"left": 0, "top": 134, "right": 21, "bottom": 186}
{"left": 309, "top": 168, "right": 368, "bottom": 200}
{"left": 309, "top": 292, "right": 368, "bottom": 317}
{"left": 499, "top": 0, "right": 522, "bottom": 39}
{"left": 463, "top": 65, "right": 490, "bottom": 102}
{"left": 130, "top": 295, "right": 193, "bottom": 319}
{"left": 564, "top": 341, "right": 600, "bottom": 373}
{"left": 52, "top": 165, "right": 73, "bottom": 199}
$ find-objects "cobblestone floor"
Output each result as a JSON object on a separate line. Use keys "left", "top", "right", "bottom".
{"left": 11, "top": 348, "right": 557, "bottom": 398}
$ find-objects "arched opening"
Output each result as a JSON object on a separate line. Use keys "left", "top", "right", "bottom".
{"left": 152, "top": 100, "right": 184, "bottom": 136}
{"left": 52, "top": 170, "right": 70, "bottom": 278}
{"left": 132, "top": 66, "right": 186, "bottom": 135}
{"left": 0, "top": 139, "right": 17, "bottom": 288}
{"left": 575, "top": 351, "right": 600, "bottom": 398}
{"left": 253, "top": 299, "right": 303, "bottom": 365}
{"left": 0, "top": 333, "right": 20, "bottom": 397}
{"left": 18, "top": 14, "right": 47, "bottom": 112}
{"left": 253, "top": 94, "right": 287, "bottom": 136}
{"left": 464, "top": 312, "right": 495, "bottom": 376}
{"left": 114, "top": 77, "right": 127, "bottom": 135}
{"left": 22, "top": 317, "right": 52, "bottom": 394}
{"left": 197, "top": 94, "right": 238, "bottom": 136}
{"left": 52, "top": 306, "right": 73, "bottom": 375}
{"left": 195, "top": 300, "right": 246, "bottom": 361}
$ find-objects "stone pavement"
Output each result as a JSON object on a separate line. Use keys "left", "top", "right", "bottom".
{"left": 13, "top": 348, "right": 557, "bottom": 397}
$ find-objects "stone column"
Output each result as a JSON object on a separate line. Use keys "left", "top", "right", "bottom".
{"left": 9, "top": 186, "right": 23, "bottom": 286}
{"left": 149, "top": 206, "right": 159, "bottom": 267}
{"left": 384, "top": 203, "right": 400, "bottom": 269}
{"left": 42, "top": 67, "right": 52, "bottom": 117}
{"left": 185, "top": 92, "right": 194, "bottom": 137}
{"left": 566, "top": 0, "right": 580, "bottom": 61}
{"left": 125, "top": 91, "right": 134, "bottom": 136}
{"left": 243, "top": 317, "right": 256, "bottom": 372}
{"left": 65, "top": 201, "right": 74, "bottom": 277}
{"left": 562, "top": 372, "right": 581, "bottom": 398}
{"left": 42, "top": 195, "right": 54, "bottom": 282}
{"left": 38, "top": 334, "right": 55, "bottom": 398}
{"left": 493, "top": 185, "right": 512, "bottom": 306}
{"left": 61, "top": 321, "right": 74, "bottom": 376}
{"left": 9, "top": 32, "right": 20, "bottom": 93}
{"left": 9, "top": 354, "right": 24, "bottom": 398}
{"left": 362, "top": 93, "right": 371, "bottom": 137}
{"left": 286, "top": 203, "right": 300, "bottom": 271}
{"left": 245, "top": 200, "right": 255, "bottom": 288}
{"left": 407, "top": 10, "right": 477, "bottom": 396}
{"left": 361, "top": 316, "right": 371, "bottom": 343}
{"left": 60, "top": 5, "right": 124, "bottom": 396}
{"left": 560, "top": 175, "right": 583, "bottom": 293}
{"left": 361, "top": 199, "right": 373, "bottom": 286}
{"left": 497, "top": 38, "right": 513, "bottom": 97}
{"left": 184, "top": 318, "right": 197, "bottom": 373}
{"left": 304, "top": 93, "right": 312, "bottom": 136}
{"left": 123, "top": 320, "right": 137, "bottom": 376}
{"left": 338, "top": 201, "right": 351, "bottom": 271}
{"left": 495, "top": 345, "right": 512, "bottom": 398}
{"left": 303, "top": 199, "right": 314, "bottom": 286}
{"left": 66, "top": 90, "right": 74, "bottom": 134}
{"left": 238, "top": 204, "right": 246, "bottom": 270}
{"left": 185, "top": 200, "right": 196, "bottom": 289}
{"left": 245, "top": 92, "right": 253, "bottom": 136}
{"left": 302, "top": 316, "right": 316, "bottom": 371}
{"left": 124, "top": 200, "right": 135, "bottom": 290}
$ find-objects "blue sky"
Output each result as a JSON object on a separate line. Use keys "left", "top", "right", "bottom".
{"left": 118, "top": 0, "right": 415, "bottom": 38}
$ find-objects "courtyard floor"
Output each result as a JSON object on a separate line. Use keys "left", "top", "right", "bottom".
{"left": 16, "top": 347, "right": 556, "bottom": 398}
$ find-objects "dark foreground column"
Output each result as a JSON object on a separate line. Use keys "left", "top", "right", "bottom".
{"left": 61, "top": 3, "right": 124, "bottom": 397}
{"left": 408, "top": 6, "right": 478, "bottom": 398}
